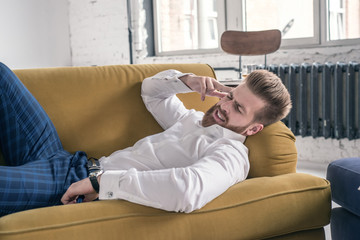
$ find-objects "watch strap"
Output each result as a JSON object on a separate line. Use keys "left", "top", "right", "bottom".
{"left": 89, "top": 175, "right": 100, "bottom": 193}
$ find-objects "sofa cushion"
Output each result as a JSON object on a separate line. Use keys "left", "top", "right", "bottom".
{"left": 0, "top": 173, "right": 330, "bottom": 240}
{"left": 245, "top": 121, "right": 297, "bottom": 178}
{"left": 327, "top": 158, "right": 360, "bottom": 216}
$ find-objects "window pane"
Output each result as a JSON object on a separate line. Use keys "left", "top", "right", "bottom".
{"left": 328, "top": 0, "right": 360, "bottom": 40}
{"left": 155, "top": 0, "right": 221, "bottom": 52}
{"left": 244, "top": 0, "right": 314, "bottom": 39}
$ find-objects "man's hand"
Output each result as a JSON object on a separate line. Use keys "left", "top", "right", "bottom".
{"left": 180, "top": 74, "right": 233, "bottom": 101}
{"left": 61, "top": 177, "right": 99, "bottom": 204}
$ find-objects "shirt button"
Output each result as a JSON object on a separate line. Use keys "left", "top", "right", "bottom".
{"left": 106, "top": 192, "right": 113, "bottom": 198}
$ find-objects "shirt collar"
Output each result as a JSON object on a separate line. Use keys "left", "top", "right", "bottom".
{"left": 222, "top": 127, "right": 247, "bottom": 143}
{"left": 197, "top": 121, "right": 246, "bottom": 143}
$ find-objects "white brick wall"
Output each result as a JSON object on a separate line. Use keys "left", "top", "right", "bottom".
{"left": 296, "top": 137, "right": 360, "bottom": 164}
{"left": 69, "top": 0, "right": 130, "bottom": 66}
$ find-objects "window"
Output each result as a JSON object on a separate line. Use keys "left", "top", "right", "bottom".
{"left": 226, "top": 0, "right": 320, "bottom": 46}
{"left": 242, "top": 0, "right": 317, "bottom": 44}
{"left": 153, "top": 0, "right": 225, "bottom": 55}
{"left": 153, "top": 0, "right": 360, "bottom": 55}
{"left": 327, "top": 0, "right": 360, "bottom": 41}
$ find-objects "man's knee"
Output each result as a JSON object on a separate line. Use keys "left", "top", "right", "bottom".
{"left": 0, "top": 62, "right": 8, "bottom": 72}
{"left": 0, "top": 62, "right": 13, "bottom": 79}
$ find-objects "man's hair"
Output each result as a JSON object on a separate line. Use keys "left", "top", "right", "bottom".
{"left": 244, "top": 70, "right": 292, "bottom": 126}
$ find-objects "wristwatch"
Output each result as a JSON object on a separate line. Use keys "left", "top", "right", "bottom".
{"left": 87, "top": 157, "right": 103, "bottom": 193}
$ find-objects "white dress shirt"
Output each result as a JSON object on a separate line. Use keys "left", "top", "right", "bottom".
{"left": 98, "top": 70, "right": 249, "bottom": 213}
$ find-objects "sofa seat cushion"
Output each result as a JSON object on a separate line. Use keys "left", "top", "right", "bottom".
{"left": 0, "top": 173, "right": 330, "bottom": 240}
{"left": 327, "top": 158, "right": 360, "bottom": 216}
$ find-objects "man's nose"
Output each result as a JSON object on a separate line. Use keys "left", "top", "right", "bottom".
{"left": 220, "top": 100, "right": 231, "bottom": 113}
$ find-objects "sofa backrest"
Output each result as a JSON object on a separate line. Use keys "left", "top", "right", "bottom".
{"left": 2, "top": 63, "right": 297, "bottom": 177}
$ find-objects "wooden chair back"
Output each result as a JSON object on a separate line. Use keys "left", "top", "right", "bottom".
{"left": 220, "top": 29, "right": 281, "bottom": 56}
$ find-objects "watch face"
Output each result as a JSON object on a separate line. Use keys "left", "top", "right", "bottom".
{"left": 89, "top": 169, "right": 103, "bottom": 177}
{"left": 87, "top": 157, "right": 101, "bottom": 168}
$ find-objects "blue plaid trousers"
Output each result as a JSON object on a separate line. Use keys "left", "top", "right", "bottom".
{"left": 0, "top": 62, "right": 88, "bottom": 216}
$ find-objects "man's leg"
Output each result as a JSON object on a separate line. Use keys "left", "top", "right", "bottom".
{"left": 0, "top": 151, "right": 88, "bottom": 216}
{"left": 0, "top": 62, "right": 63, "bottom": 165}
{"left": 0, "top": 63, "right": 88, "bottom": 216}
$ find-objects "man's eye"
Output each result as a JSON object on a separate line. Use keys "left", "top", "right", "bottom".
{"left": 235, "top": 104, "right": 242, "bottom": 113}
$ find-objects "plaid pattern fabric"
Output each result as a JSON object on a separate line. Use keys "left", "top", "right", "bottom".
{"left": 0, "top": 62, "right": 63, "bottom": 165}
{"left": 0, "top": 63, "right": 88, "bottom": 216}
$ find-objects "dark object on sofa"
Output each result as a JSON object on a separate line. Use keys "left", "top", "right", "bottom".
{"left": 327, "top": 158, "right": 360, "bottom": 240}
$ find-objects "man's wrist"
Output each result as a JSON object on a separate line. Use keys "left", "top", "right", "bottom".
{"left": 178, "top": 73, "right": 193, "bottom": 83}
{"left": 89, "top": 171, "right": 103, "bottom": 193}
{"left": 89, "top": 176, "right": 99, "bottom": 193}
{"left": 178, "top": 74, "right": 196, "bottom": 90}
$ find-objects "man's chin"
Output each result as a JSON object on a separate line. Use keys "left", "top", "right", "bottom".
{"left": 201, "top": 118, "right": 216, "bottom": 128}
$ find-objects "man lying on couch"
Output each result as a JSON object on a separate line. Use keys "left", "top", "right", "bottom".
{"left": 0, "top": 62, "right": 291, "bottom": 216}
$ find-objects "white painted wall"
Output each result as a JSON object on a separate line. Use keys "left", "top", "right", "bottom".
{"left": 0, "top": 0, "right": 71, "bottom": 69}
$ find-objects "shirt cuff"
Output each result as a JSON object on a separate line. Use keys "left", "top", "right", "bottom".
{"left": 98, "top": 170, "right": 125, "bottom": 200}
{"left": 169, "top": 72, "right": 194, "bottom": 94}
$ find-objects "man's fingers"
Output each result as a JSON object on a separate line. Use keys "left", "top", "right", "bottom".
{"left": 209, "top": 91, "right": 228, "bottom": 99}
{"left": 180, "top": 74, "right": 232, "bottom": 101}
{"left": 61, "top": 178, "right": 98, "bottom": 205}
{"left": 61, "top": 194, "right": 74, "bottom": 204}
{"left": 213, "top": 81, "right": 233, "bottom": 93}
{"left": 60, "top": 182, "right": 80, "bottom": 204}
{"left": 202, "top": 78, "right": 216, "bottom": 101}
{"left": 200, "top": 78, "right": 207, "bottom": 101}
{"left": 202, "top": 78, "right": 232, "bottom": 100}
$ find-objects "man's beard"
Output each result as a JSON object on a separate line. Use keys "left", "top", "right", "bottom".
{"left": 201, "top": 104, "right": 250, "bottom": 135}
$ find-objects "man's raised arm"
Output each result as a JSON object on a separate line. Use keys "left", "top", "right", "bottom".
{"left": 141, "top": 70, "right": 232, "bottom": 129}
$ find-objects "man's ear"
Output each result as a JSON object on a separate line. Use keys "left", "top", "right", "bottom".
{"left": 244, "top": 123, "right": 264, "bottom": 136}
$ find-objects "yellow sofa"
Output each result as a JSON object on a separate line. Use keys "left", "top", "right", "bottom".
{"left": 0, "top": 64, "right": 330, "bottom": 240}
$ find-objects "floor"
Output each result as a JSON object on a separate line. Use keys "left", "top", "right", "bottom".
{"left": 296, "top": 160, "right": 338, "bottom": 240}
